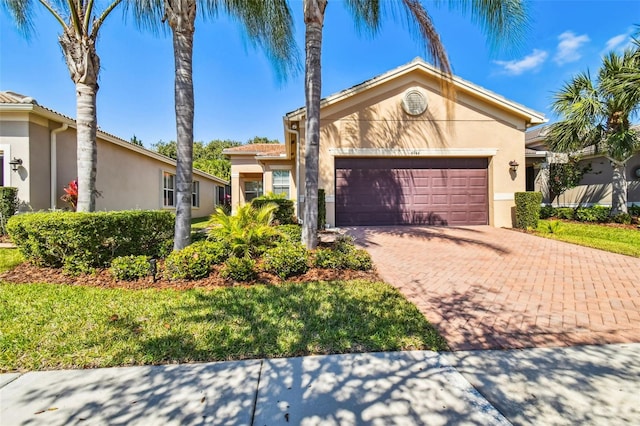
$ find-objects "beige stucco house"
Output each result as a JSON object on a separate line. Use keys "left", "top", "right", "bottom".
{"left": 0, "top": 91, "right": 227, "bottom": 217}
{"left": 225, "top": 58, "right": 546, "bottom": 227}
{"left": 525, "top": 124, "right": 640, "bottom": 206}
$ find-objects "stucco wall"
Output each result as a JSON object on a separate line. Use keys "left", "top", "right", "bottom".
{"left": 1, "top": 112, "right": 224, "bottom": 217}
{"left": 296, "top": 71, "right": 529, "bottom": 228}
{"left": 552, "top": 154, "right": 640, "bottom": 206}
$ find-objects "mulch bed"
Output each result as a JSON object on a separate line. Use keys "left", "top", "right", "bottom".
{"left": 0, "top": 262, "right": 381, "bottom": 291}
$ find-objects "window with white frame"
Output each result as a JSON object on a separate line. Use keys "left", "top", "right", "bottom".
{"left": 163, "top": 172, "right": 199, "bottom": 208}
{"left": 163, "top": 172, "right": 175, "bottom": 207}
{"left": 273, "top": 170, "right": 290, "bottom": 198}
{"left": 192, "top": 181, "right": 200, "bottom": 208}
{"left": 244, "top": 181, "right": 263, "bottom": 202}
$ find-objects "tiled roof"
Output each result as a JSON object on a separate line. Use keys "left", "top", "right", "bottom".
{"left": 0, "top": 91, "right": 38, "bottom": 104}
{"left": 223, "top": 144, "right": 286, "bottom": 157}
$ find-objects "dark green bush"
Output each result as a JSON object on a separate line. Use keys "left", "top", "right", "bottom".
{"left": 0, "top": 187, "right": 18, "bottom": 235}
{"left": 575, "top": 205, "right": 610, "bottom": 222}
{"left": 252, "top": 194, "right": 295, "bottom": 224}
{"left": 193, "top": 240, "right": 230, "bottom": 265}
{"left": 263, "top": 242, "right": 309, "bottom": 279}
{"left": 163, "top": 245, "right": 211, "bottom": 280}
{"left": 7, "top": 210, "right": 174, "bottom": 272}
{"left": 611, "top": 213, "right": 632, "bottom": 225}
{"left": 539, "top": 205, "right": 557, "bottom": 219}
{"left": 628, "top": 204, "right": 639, "bottom": 216}
{"left": 514, "top": 192, "right": 542, "bottom": 229}
{"left": 314, "top": 236, "right": 372, "bottom": 271}
{"left": 318, "top": 189, "right": 326, "bottom": 229}
{"left": 276, "top": 224, "right": 302, "bottom": 242}
{"left": 556, "top": 208, "right": 575, "bottom": 220}
{"left": 220, "top": 256, "right": 256, "bottom": 281}
{"left": 110, "top": 255, "right": 151, "bottom": 281}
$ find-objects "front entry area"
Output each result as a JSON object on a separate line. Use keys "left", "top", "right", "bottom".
{"left": 335, "top": 157, "right": 488, "bottom": 226}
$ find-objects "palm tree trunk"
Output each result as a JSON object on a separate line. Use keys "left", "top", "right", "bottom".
{"left": 302, "top": 0, "right": 326, "bottom": 250}
{"left": 75, "top": 82, "right": 98, "bottom": 212}
{"left": 172, "top": 22, "right": 195, "bottom": 250}
{"left": 611, "top": 161, "right": 628, "bottom": 215}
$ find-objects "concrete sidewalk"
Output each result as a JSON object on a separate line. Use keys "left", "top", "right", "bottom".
{"left": 1, "top": 344, "right": 639, "bottom": 425}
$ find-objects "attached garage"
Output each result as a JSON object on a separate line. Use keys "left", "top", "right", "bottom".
{"left": 335, "top": 157, "right": 488, "bottom": 226}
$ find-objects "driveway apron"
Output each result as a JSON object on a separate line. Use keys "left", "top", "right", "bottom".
{"left": 347, "top": 226, "right": 640, "bottom": 351}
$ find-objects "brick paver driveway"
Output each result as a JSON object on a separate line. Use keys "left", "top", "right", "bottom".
{"left": 347, "top": 226, "right": 640, "bottom": 351}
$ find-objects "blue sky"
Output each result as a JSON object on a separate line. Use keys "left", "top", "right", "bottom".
{"left": 1, "top": 0, "right": 638, "bottom": 148}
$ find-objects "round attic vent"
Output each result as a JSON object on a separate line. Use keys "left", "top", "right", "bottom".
{"left": 402, "top": 89, "right": 427, "bottom": 116}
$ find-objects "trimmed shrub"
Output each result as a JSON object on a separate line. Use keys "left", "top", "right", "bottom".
{"left": 110, "top": 255, "right": 151, "bottom": 281}
{"left": 276, "top": 224, "right": 302, "bottom": 242}
{"left": 539, "top": 205, "right": 556, "bottom": 219}
{"left": 575, "top": 205, "right": 610, "bottom": 222}
{"left": 263, "top": 242, "right": 309, "bottom": 279}
{"left": 220, "top": 256, "right": 256, "bottom": 281}
{"left": 314, "top": 236, "right": 372, "bottom": 271}
{"left": 630, "top": 204, "right": 640, "bottom": 217}
{"left": 0, "top": 187, "right": 18, "bottom": 235}
{"left": 611, "top": 213, "right": 632, "bottom": 225}
{"left": 7, "top": 210, "right": 174, "bottom": 272}
{"left": 514, "top": 192, "right": 542, "bottom": 229}
{"left": 318, "top": 188, "right": 326, "bottom": 229}
{"left": 192, "top": 240, "right": 230, "bottom": 265}
{"left": 252, "top": 194, "right": 295, "bottom": 224}
{"left": 163, "top": 245, "right": 211, "bottom": 280}
{"left": 556, "top": 208, "right": 575, "bottom": 220}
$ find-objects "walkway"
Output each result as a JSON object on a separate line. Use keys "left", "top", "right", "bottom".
{"left": 348, "top": 226, "right": 640, "bottom": 350}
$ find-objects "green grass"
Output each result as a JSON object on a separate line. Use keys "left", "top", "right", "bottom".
{"left": 0, "top": 249, "right": 24, "bottom": 273}
{"left": 0, "top": 280, "right": 447, "bottom": 372}
{"left": 191, "top": 216, "right": 210, "bottom": 231}
{"left": 536, "top": 220, "right": 640, "bottom": 257}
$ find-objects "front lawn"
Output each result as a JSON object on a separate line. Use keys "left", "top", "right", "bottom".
{"left": 0, "top": 249, "right": 24, "bottom": 273}
{"left": 536, "top": 220, "right": 640, "bottom": 257}
{"left": 0, "top": 280, "right": 447, "bottom": 372}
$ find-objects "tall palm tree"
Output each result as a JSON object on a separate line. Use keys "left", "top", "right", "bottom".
{"left": 301, "top": 0, "right": 529, "bottom": 249}
{"left": 132, "top": 0, "right": 298, "bottom": 250}
{"left": 548, "top": 45, "right": 640, "bottom": 215}
{"left": 3, "top": 0, "right": 124, "bottom": 212}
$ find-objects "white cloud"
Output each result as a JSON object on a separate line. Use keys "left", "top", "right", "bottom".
{"left": 554, "top": 31, "right": 590, "bottom": 65}
{"left": 493, "top": 49, "right": 548, "bottom": 76}
{"left": 605, "top": 33, "right": 628, "bottom": 51}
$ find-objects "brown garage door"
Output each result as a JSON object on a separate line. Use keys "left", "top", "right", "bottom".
{"left": 335, "top": 157, "right": 488, "bottom": 226}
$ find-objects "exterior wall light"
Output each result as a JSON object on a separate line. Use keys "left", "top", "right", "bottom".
{"left": 9, "top": 158, "right": 23, "bottom": 172}
{"left": 509, "top": 160, "right": 519, "bottom": 172}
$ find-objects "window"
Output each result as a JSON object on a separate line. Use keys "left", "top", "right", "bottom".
{"left": 192, "top": 181, "right": 200, "bottom": 208}
{"left": 244, "top": 181, "right": 263, "bottom": 202}
{"left": 273, "top": 170, "right": 290, "bottom": 198}
{"left": 163, "top": 172, "right": 198, "bottom": 208}
{"left": 163, "top": 172, "right": 175, "bottom": 207}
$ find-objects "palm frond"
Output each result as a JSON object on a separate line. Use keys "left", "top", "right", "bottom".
{"left": 344, "top": 0, "right": 381, "bottom": 36}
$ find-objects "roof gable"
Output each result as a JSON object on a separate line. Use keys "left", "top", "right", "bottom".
{"left": 285, "top": 58, "right": 546, "bottom": 126}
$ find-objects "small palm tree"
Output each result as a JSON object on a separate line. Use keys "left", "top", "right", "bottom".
{"left": 3, "top": 0, "right": 124, "bottom": 211}
{"left": 209, "top": 203, "right": 279, "bottom": 257}
{"left": 301, "top": 0, "right": 529, "bottom": 249}
{"left": 131, "top": 0, "right": 299, "bottom": 250}
{"left": 548, "top": 43, "right": 640, "bottom": 215}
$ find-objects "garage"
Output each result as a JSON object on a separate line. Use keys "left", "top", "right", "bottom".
{"left": 335, "top": 157, "right": 488, "bottom": 226}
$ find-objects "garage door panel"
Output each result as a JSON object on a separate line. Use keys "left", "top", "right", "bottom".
{"left": 336, "top": 158, "right": 488, "bottom": 226}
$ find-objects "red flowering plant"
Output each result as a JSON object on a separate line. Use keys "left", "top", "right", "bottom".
{"left": 61, "top": 179, "right": 78, "bottom": 211}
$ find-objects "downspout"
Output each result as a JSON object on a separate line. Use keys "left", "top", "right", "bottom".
{"left": 285, "top": 121, "right": 301, "bottom": 222}
{"left": 50, "top": 123, "right": 68, "bottom": 210}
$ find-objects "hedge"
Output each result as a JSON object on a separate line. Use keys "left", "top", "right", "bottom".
{"left": 252, "top": 196, "right": 295, "bottom": 224}
{"left": 0, "top": 187, "right": 18, "bottom": 235}
{"left": 7, "top": 210, "right": 174, "bottom": 273}
{"left": 514, "top": 192, "right": 542, "bottom": 229}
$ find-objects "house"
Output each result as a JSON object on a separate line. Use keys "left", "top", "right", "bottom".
{"left": 525, "top": 124, "right": 640, "bottom": 206}
{"left": 0, "top": 91, "right": 227, "bottom": 216}
{"left": 225, "top": 58, "right": 546, "bottom": 227}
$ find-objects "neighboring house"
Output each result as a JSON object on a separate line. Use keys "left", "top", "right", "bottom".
{"left": 525, "top": 124, "right": 640, "bottom": 206}
{"left": 226, "top": 58, "right": 546, "bottom": 228}
{"left": 0, "top": 91, "right": 227, "bottom": 217}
